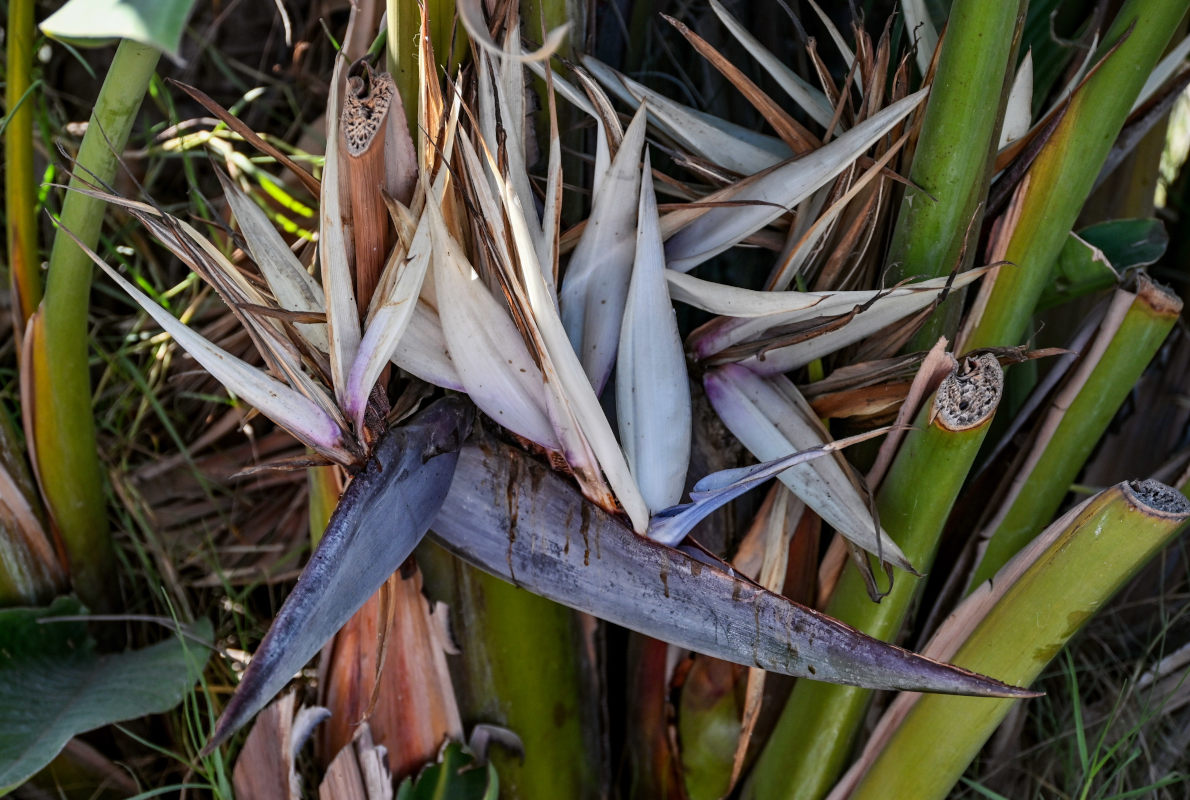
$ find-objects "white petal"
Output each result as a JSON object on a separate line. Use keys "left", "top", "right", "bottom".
{"left": 617, "top": 153, "right": 691, "bottom": 514}
{"left": 217, "top": 171, "right": 329, "bottom": 353}
{"left": 427, "top": 188, "right": 559, "bottom": 449}
{"left": 663, "top": 89, "right": 927, "bottom": 272}
{"left": 93, "top": 253, "right": 351, "bottom": 463}
{"left": 705, "top": 365, "right": 912, "bottom": 571}
{"left": 320, "top": 55, "right": 363, "bottom": 412}
{"left": 560, "top": 105, "right": 648, "bottom": 394}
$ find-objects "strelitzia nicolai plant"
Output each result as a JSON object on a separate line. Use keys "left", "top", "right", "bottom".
{"left": 65, "top": 0, "right": 1037, "bottom": 766}
{"left": 34, "top": 0, "right": 1190, "bottom": 797}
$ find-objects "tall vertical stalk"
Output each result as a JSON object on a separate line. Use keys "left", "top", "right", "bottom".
{"left": 960, "top": 0, "right": 1188, "bottom": 351}
{"left": 6, "top": 0, "right": 41, "bottom": 340}
{"left": 744, "top": 355, "right": 1004, "bottom": 800}
{"left": 32, "top": 40, "right": 160, "bottom": 607}
{"left": 888, "top": 0, "right": 1025, "bottom": 347}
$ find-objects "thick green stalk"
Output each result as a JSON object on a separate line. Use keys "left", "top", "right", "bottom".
{"left": 844, "top": 481, "right": 1190, "bottom": 800}
{"left": 386, "top": 0, "right": 465, "bottom": 135}
{"left": 744, "top": 355, "right": 1004, "bottom": 800}
{"left": 888, "top": 0, "right": 1025, "bottom": 347}
{"left": 678, "top": 656, "right": 741, "bottom": 800}
{"left": 961, "top": 0, "right": 1188, "bottom": 350}
{"left": 967, "top": 275, "right": 1181, "bottom": 590}
{"left": 34, "top": 40, "right": 160, "bottom": 607}
{"left": 6, "top": 0, "right": 41, "bottom": 336}
{"left": 450, "top": 560, "right": 602, "bottom": 800}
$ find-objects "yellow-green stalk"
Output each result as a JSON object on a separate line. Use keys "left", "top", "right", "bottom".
{"left": 33, "top": 40, "right": 160, "bottom": 608}
{"left": 6, "top": 0, "right": 41, "bottom": 339}
{"left": 449, "top": 559, "right": 603, "bottom": 800}
{"left": 967, "top": 274, "right": 1181, "bottom": 590}
{"left": 386, "top": 0, "right": 466, "bottom": 134}
{"left": 745, "top": 354, "right": 1004, "bottom": 800}
{"left": 961, "top": 0, "right": 1188, "bottom": 351}
{"left": 842, "top": 481, "right": 1190, "bottom": 800}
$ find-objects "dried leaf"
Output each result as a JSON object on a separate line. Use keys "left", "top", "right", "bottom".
{"left": 581, "top": 55, "right": 790, "bottom": 176}
{"left": 217, "top": 171, "right": 329, "bottom": 353}
{"left": 75, "top": 232, "right": 355, "bottom": 465}
{"left": 662, "top": 89, "right": 927, "bottom": 273}
{"left": 708, "top": 0, "right": 834, "bottom": 128}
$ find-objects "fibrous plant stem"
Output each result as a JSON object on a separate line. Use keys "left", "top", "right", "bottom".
{"left": 841, "top": 481, "right": 1190, "bottom": 800}
{"left": 966, "top": 275, "right": 1182, "bottom": 590}
{"left": 449, "top": 556, "right": 603, "bottom": 800}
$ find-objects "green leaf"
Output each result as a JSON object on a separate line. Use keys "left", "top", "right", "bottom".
{"left": 1040, "top": 232, "right": 1119, "bottom": 310}
{"left": 0, "top": 597, "right": 212, "bottom": 789}
{"left": 396, "top": 741, "right": 499, "bottom": 800}
{"left": 678, "top": 658, "right": 740, "bottom": 800}
{"left": 1078, "top": 218, "right": 1168, "bottom": 270}
{"left": 1038, "top": 219, "right": 1167, "bottom": 310}
{"left": 39, "top": 0, "right": 198, "bottom": 63}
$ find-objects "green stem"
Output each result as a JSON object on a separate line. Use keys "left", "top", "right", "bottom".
{"left": 961, "top": 0, "right": 1188, "bottom": 351}
{"left": 35, "top": 39, "right": 160, "bottom": 608}
{"left": 386, "top": 0, "right": 466, "bottom": 136}
{"left": 6, "top": 0, "right": 41, "bottom": 337}
{"left": 888, "top": 0, "right": 1025, "bottom": 348}
{"left": 678, "top": 656, "right": 741, "bottom": 800}
{"left": 744, "top": 355, "right": 1003, "bottom": 800}
{"left": 845, "top": 481, "right": 1190, "bottom": 800}
{"left": 307, "top": 465, "right": 340, "bottom": 545}
{"left": 967, "top": 275, "right": 1181, "bottom": 590}
{"left": 448, "top": 555, "right": 603, "bottom": 800}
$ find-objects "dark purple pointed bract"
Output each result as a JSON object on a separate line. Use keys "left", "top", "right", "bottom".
{"left": 205, "top": 398, "right": 472, "bottom": 753}
{"left": 433, "top": 434, "right": 1037, "bottom": 698}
